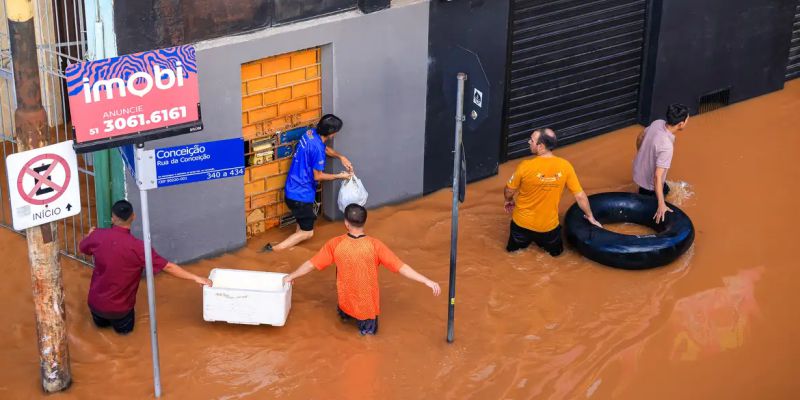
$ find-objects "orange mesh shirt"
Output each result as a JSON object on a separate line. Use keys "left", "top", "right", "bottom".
{"left": 310, "top": 235, "right": 405, "bottom": 320}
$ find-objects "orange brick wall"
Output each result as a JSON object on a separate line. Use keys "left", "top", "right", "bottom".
{"left": 241, "top": 48, "right": 322, "bottom": 238}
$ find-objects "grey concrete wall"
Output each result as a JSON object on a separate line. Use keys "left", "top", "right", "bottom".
{"left": 127, "top": 2, "right": 430, "bottom": 263}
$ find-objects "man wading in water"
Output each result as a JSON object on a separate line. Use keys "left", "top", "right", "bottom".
{"left": 283, "top": 204, "right": 441, "bottom": 335}
{"left": 79, "top": 200, "right": 211, "bottom": 335}
{"left": 504, "top": 128, "right": 602, "bottom": 256}
{"left": 262, "top": 114, "right": 354, "bottom": 253}
{"left": 633, "top": 103, "right": 690, "bottom": 223}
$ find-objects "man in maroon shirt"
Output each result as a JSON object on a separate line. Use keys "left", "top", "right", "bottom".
{"left": 79, "top": 200, "right": 211, "bottom": 334}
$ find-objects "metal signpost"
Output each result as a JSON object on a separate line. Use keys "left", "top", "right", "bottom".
{"left": 65, "top": 45, "right": 208, "bottom": 398}
{"left": 444, "top": 49, "right": 489, "bottom": 342}
{"left": 447, "top": 73, "right": 467, "bottom": 343}
{"left": 120, "top": 137, "right": 245, "bottom": 397}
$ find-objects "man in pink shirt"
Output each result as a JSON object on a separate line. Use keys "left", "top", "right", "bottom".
{"left": 633, "top": 103, "right": 690, "bottom": 223}
{"left": 79, "top": 200, "right": 211, "bottom": 335}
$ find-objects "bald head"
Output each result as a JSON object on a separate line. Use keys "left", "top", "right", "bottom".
{"left": 532, "top": 128, "right": 558, "bottom": 151}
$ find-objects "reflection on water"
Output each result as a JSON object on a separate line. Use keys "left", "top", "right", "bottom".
{"left": 1, "top": 82, "right": 799, "bottom": 399}
{"left": 669, "top": 267, "right": 763, "bottom": 361}
{"left": 604, "top": 265, "right": 763, "bottom": 398}
{"left": 204, "top": 345, "right": 287, "bottom": 399}
{"left": 603, "top": 223, "right": 657, "bottom": 236}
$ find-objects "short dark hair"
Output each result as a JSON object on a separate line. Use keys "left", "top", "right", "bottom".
{"left": 344, "top": 204, "right": 367, "bottom": 228}
{"left": 112, "top": 200, "right": 134, "bottom": 221}
{"left": 534, "top": 128, "right": 558, "bottom": 151}
{"left": 317, "top": 114, "right": 343, "bottom": 137}
{"left": 666, "top": 104, "right": 689, "bottom": 126}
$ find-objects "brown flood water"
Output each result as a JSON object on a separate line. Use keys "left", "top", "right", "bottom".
{"left": 602, "top": 223, "right": 657, "bottom": 236}
{"left": 2, "top": 81, "right": 800, "bottom": 399}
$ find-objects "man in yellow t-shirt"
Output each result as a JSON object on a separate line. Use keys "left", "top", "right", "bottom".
{"left": 503, "top": 128, "right": 602, "bottom": 256}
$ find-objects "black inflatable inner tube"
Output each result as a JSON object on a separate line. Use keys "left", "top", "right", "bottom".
{"left": 564, "top": 192, "right": 694, "bottom": 270}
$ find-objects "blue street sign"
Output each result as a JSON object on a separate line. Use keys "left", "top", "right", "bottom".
{"left": 154, "top": 138, "right": 244, "bottom": 187}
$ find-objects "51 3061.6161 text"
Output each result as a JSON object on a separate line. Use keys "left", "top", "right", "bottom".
{"left": 91, "top": 106, "right": 188, "bottom": 135}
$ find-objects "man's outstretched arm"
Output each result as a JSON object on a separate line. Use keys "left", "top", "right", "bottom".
{"left": 283, "top": 260, "right": 317, "bottom": 284}
{"left": 313, "top": 169, "right": 352, "bottom": 182}
{"left": 398, "top": 265, "right": 441, "bottom": 296}
{"left": 163, "top": 263, "right": 212, "bottom": 286}
{"left": 325, "top": 146, "right": 353, "bottom": 172}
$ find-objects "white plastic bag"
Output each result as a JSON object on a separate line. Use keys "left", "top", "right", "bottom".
{"left": 338, "top": 175, "right": 368, "bottom": 212}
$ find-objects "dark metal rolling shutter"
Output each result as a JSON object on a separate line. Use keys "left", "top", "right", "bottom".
{"left": 504, "top": 0, "right": 647, "bottom": 160}
{"left": 788, "top": 2, "right": 800, "bottom": 80}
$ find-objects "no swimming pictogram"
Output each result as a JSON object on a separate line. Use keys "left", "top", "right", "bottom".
{"left": 16, "top": 153, "right": 72, "bottom": 206}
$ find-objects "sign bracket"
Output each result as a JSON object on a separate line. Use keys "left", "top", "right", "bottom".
{"left": 134, "top": 143, "right": 157, "bottom": 190}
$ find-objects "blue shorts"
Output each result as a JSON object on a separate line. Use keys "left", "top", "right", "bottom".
{"left": 337, "top": 307, "right": 378, "bottom": 335}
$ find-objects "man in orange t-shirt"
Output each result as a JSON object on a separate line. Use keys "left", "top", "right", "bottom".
{"left": 284, "top": 204, "right": 441, "bottom": 335}
{"left": 504, "top": 128, "right": 602, "bottom": 256}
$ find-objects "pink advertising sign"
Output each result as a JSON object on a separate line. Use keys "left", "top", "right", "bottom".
{"left": 66, "top": 45, "right": 202, "bottom": 152}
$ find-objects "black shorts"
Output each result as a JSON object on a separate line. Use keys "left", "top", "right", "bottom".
{"left": 286, "top": 198, "right": 317, "bottom": 231}
{"left": 506, "top": 221, "right": 564, "bottom": 257}
{"left": 337, "top": 307, "right": 379, "bottom": 335}
{"left": 91, "top": 309, "right": 135, "bottom": 335}
{"left": 638, "top": 183, "right": 670, "bottom": 197}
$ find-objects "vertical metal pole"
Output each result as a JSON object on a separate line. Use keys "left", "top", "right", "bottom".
{"left": 136, "top": 145, "right": 162, "bottom": 398}
{"left": 447, "top": 73, "right": 467, "bottom": 343}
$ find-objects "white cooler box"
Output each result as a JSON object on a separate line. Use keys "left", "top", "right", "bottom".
{"left": 203, "top": 268, "right": 292, "bottom": 326}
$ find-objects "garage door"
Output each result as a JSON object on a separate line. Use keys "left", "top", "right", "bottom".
{"left": 504, "top": 0, "right": 647, "bottom": 159}
{"left": 788, "top": 1, "right": 800, "bottom": 80}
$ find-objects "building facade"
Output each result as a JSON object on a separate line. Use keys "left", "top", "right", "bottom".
{"left": 63, "top": 0, "right": 800, "bottom": 263}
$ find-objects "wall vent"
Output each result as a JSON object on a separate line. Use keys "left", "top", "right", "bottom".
{"left": 698, "top": 88, "right": 731, "bottom": 114}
